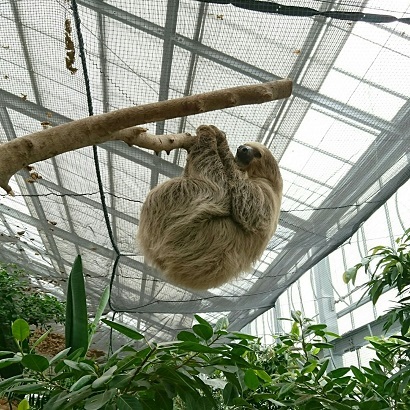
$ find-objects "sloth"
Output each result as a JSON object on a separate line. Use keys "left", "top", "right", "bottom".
{"left": 137, "top": 125, "right": 283, "bottom": 290}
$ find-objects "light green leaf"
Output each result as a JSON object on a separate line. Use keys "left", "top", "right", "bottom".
{"left": 101, "top": 319, "right": 144, "bottom": 340}
{"left": 88, "top": 286, "right": 110, "bottom": 349}
{"left": 214, "top": 317, "right": 229, "bottom": 332}
{"left": 254, "top": 369, "right": 272, "bottom": 383}
{"left": 0, "top": 356, "right": 22, "bottom": 369}
{"left": 31, "top": 328, "right": 52, "bottom": 351}
{"left": 49, "top": 347, "right": 72, "bottom": 365}
{"left": 17, "top": 398, "right": 30, "bottom": 410}
{"left": 12, "top": 319, "right": 30, "bottom": 342}
{"left": 92, "top": 374, "right": 114, "bottom": 389}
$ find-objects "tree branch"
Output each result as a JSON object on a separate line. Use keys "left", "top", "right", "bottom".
{"left": 0, "top": 79, "right": 292, "bottom": 194}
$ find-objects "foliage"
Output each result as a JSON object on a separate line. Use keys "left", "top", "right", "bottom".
{"left": 0, "top": 228, "right": 409, "bottom": 409}
{"left": 0, "top": 262, "right": 65, "bottom": 328}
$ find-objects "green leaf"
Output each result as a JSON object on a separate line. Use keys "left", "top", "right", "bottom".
{"left": 92, "top": 374, "right": 114, "bottom": 389}
{"left": 0, "top": 356, "right": 22, "bottom": 369}
{"left": 177, "top": 331, "right": 198, "bottom": 342}
{"left": 21, "top": 354, "right": 49, "bottom": 372}
{"left": 343, "top": 267, "right": 358, "bottom": 284}
{"left": 312, "top": 342, "right": 334, "bottom": 349}
{"left": 88, "top": 286, "right": 110, "bottom": 349}
{"left": 116, "top": 395, "right": 143, "bottom": 410}
{"left": 101, "top": 319, "right": 144, "bottom": 340}
{"left": 214, "top": 316, "right": 229, "bottom": 332}
{"left": 254, "top": 369, "right": 272, "bottom": 383}
{"left": 290, "top": 321, "right": 300, "bottom": 336}
{"left": 12, "top": 319, "right": 30, "bottom": 342}
{"left": 194, "top": 314, "right": 211, "bottom": 326}
{"left": 226, "top": 332, "right": 257, "bottom": 341}
{"left": 223, "top": 382, "right": 239, "bottom": 405}
{"left": 192, "top": 324, "right": 213, "bottom": 341}
{"left": 49, "top": 347, "right": 72, "bottom": 365}
{"left": 70, "top": 374, "right": 94, "bottom": 392}
{"left": 177, "top": 341, "right": 220, "bottom": 353}
{"left": 315, "top": 358, "right": 329, "bottom": 382}
{"left": 342, "top": 380, "right": 357, "bottom": 396}
{"left": 31, "top": 328, "right": 52, "bottom": 351}
{"left": 307, "top": 324, "right": 328, "bottom": 331}
{"left": 17, "top": 399, "right": 30, "bottom": 410}
{"left": 327, "top": 367, "right": 350, "bottom": 379}
{"left": 302, "top": 360, "right": 317, "bottom": 374}
{"left": 350, "top": 365, "right": 367, "bottom": 383}
{"left": 244, "top": 369, "right": 259, "bottom": 390}
{"left": 290, "top": 310, "right": 301, "bottom": 322}
{"left": 84, "top": 389, "right": 116, "bottom": 410}
{"left": 7, "top": 383, "right": 47, "bottom": 394}
{"left": 65, "top": 255, "right": 89, "bottom": 355}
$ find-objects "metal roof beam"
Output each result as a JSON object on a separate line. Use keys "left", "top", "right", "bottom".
{"left": 77, "top": 0, "right": 399, "bottom": 136}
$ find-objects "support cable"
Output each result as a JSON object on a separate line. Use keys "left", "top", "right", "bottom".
{"left": 71, "top": 0, "right": 120, "bottom": 312}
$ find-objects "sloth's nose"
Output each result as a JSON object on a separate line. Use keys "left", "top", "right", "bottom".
{"left": 237, "top": 145, "right": 250, "bottom": 153}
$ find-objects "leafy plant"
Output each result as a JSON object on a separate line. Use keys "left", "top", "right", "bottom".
{"left": 0, "top": 228, "right": 409, "bottom": 410}
{"left": 0, "top": 262, "right": 65, "bottom": 379}
{"left": 0, "top": 262, "right": 65, "bottom": 328}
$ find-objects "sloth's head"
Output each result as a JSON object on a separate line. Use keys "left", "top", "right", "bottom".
{"left": 235, "top": 142, "right": 282, "bottom": 189}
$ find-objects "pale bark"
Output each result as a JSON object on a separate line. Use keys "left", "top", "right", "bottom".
{"left": 0, "top": 79, "right": 292, "bottom": 194}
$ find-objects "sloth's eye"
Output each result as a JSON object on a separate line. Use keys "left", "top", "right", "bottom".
{"left": 253, "top": 149, "right": 262, "bottom": 158}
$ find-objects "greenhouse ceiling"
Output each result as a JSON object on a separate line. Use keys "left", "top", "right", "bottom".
{"left": 0, "top": 0, "right": 409, "bottom": 341}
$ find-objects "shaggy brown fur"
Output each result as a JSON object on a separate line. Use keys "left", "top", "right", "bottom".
{"left": 137, "top": 125, "right": 283, "bottom": 290}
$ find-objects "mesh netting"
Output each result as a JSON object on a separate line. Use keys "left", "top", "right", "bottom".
{"left": 0, "top": 0, "right": 409, "bottom": 341}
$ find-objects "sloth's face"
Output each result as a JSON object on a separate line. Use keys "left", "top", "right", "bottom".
{"left": 235, "top": 144, "right": 262, "bottom": 168}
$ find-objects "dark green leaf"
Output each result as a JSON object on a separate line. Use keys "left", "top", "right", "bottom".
{"left": 244, "top": 369, "right": 259, "bottom": 390}
{"left": 21, "top": 354, "right": 49, "bottom": 372}
{"left": 177, "top": 341, "right": 220, "bottom": 353}
{"left": 177, "top": 331, "right": 198, "bottom": 342}
{"left": 65, "top": 255, "right": 89, "bottom": 355}
{"left": 350, "top": 365, "right": 367, "bottom": 383}
{"left": 194, "top": 315, "right": 211, "bottom": 326}
{"left": 312, "top": 342, "right": 334, "bottom": 349}
{"left": 101, "top": 319, "right": 144, "bottom": 340}
{"left": 84, "top": 389, "right": 116, "bottom": 410}
{"left": 342, "top": 380, "right": 357, "bottom": 396}
{"left": 307, "top": 324, "right": 328, "bottom": 331}
{"left": 226, "top": 332, "right": 257, "bottom": 341}
{"left": 116, "top": 395, "right": 143, "bottom": 410}
{"left": 223, "top": 382, "right": 239, "bottom": 405}
{"left": 327, "top": 367, "right": 350, "bottom": 379}
{"left": 7, "top": 383, "right": 47, "bottom": 394}
{"left": 192, "top": 324, "right": 213, "bottom": 341}
{"left": 315, "top": 359, "right": 329, "bottom": 382}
